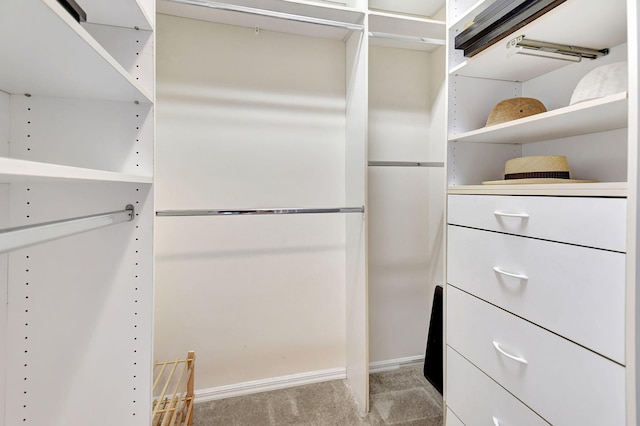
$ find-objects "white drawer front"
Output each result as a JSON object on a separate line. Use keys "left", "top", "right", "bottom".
{"left": 447, "top": 286, "right": 625, "bottom": 426}
{"left": 447, "top": 225, "right": 625, "bottom": 363}
{"left": 446, "top": 408, "right": 466, "bottom": 426}
{"left": 447, "top": 195, "right": 626, "bottom": 251}
{"left": 447, "top": 347, "right": 549, "bottom": 426}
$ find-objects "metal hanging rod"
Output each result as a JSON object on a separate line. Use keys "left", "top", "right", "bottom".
{"left": 0, "top": 205, "right": 134, "bottom": 254}
{"left": 368, "top": 161, "right": 445, "bottom": 167}
{"left": 165, "top": 0, "right": 364, "bottom": 31}
{"left": 368, "top": 32, "right": 445, "bottom": 46}
{"left": 507, "top": 35, "right": 608, "bottom": 62}
{"left": 156, "top": 207, "right": 365, "bottom": 217}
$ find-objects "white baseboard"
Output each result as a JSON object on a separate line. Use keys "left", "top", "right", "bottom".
{"left": 194, "top": 356, "right": 425, "bottom": 403}
{"left": 368, "top": 355, "right": 425, "bottom": 374}
{"left": 194, "top": 367, "right": 347, "bottom": 404}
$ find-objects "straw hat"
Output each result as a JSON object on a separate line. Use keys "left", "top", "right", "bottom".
{"left": 486, "top": 97, "right": 547, "bottom": 126}
{"left": 570, "top": 61, "right": 628, "bottom": 105}
{"left": 482, "top": 155, "right": 597, "bottom": 184}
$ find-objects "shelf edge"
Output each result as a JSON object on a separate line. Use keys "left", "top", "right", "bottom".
{"left": 447, "top": 182, "right": 627, "bottom": 197}
{"left": 448, "top": 92, "right": 628, "bottom": 143}
{"left": 0, "top": 158, "right": 153, "bottom": 184}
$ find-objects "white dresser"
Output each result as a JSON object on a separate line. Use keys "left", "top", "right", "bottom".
{"left": 444, "top": 0, "right": 639, "bottom": 423}
{"left": 446, "top": 194, "right": 627, "bottom": 425}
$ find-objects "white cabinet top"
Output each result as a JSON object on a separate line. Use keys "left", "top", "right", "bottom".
{"left": 448, "top": 182, "right": 628, "bottom": 197}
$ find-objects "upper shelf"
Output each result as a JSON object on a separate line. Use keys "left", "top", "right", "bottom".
{"left": 369, "top": 11, "right": 445, "bottom": 52}
{"left": 156, "top": 0, "right": 365, "bottom": 40}
{"left": 78, "top": 0, "right": 153, "bottom": 30}
{"left": 449, "top": 92, "right": 627, "bottom": 144}
{"left": 0, "top": 157, "right": 153, "bottom": 184}
{"left": 369, "top": 0, "right": 445, "bottom": 19}
{"left": 449, "top": 0, "right": 627, "bottom": 82}
{"left": 0, "top": 0, "right": 152, "bottom": 102}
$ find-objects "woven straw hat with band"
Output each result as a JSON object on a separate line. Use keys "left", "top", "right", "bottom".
{"left": 482, "top": 155, "right": 597, "bottom": 185}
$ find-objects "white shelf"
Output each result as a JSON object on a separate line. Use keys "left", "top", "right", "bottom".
{"left": 79, "top": 0, "right": 153, "bottom": 30}
{"left": 0, "top": 0, "right": 152, "bottom": 102}
{"left": 156, "top": 0, "right": 364, "bottom": 40}
{"left": 449, "top": 0, "right": 627, "bottom": 82}
{"left": 369, "top": 0, "right": 444, "bottom": 19}
{"left": 448, "top": 182, "right": 627, "bottom": 197}
{"left": 449, "top": 92, "right": 628, "bottom": 144}
{"left": 369, "top": 11, "right": 445, "bottom": 52}
{"left": 0, "top": 157, "right": 153, "bottom": 184}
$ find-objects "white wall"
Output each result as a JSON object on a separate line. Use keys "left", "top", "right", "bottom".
{"left": 368, "top": 167, "right": 442, "bottom": 362}
{"left": 523, "top": 43, "right": 628, "bottom": 111}
{"left": 0, "top": 91, "right": 8, "bottom": 156}
{"left": 0, "top": 90, "right": 8, "bottom": 426}
{"left": 368, "top": 46, "right": 431, "bottom": 162}
{"left": 367, "top": 45, "right": 445, "bottom": 363}
{"left": 429, "top": 45, "right": 447, "bottom": 161}
{"left": 521, "top": 42, "right": 629, "bottom": 182}
{"left": 154, "top": 14, "right": 348, "bottom": 391}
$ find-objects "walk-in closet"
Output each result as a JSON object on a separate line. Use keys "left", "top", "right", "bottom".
{"left": 4, "top": 0, "right": 640, "bottom": 425}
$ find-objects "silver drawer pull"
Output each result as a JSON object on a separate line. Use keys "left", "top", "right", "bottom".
{"left": 493, "top": 341, "right": 528, "bottom": 365}
{"left": 494, "top": 211, "right": 530, "bottom": 218}
{"left": 493, "top": 266, "right": 528, "bottom": 281}
{"left": 493, "top": 417, "right": 501, "bottom": 426}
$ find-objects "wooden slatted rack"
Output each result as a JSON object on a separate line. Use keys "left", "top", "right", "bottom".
{"left": 152, "top": 351, "right": 195, "bottom": 426}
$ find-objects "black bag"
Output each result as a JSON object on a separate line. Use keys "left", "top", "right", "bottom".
{"left": 424, "top": 285, "right": 443, "bottom": 394}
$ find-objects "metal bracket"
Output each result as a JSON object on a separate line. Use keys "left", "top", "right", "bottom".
{"left": 507, "top": 35, "right": 609, "bottom": 62}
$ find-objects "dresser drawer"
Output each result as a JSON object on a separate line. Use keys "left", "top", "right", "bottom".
{"left": 447, "top": 225, "right": 625, "bottom": 363}
{"left": 447, "top": 286, "right": 625, "bottom": 426}
{"left": 447, "top": 347, "right": 549, "bottom": 426}
{"left": 447, "top": 195, "right": 626, "bottom": 251}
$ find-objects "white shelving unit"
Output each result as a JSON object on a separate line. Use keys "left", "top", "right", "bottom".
{"left": 449, "top": 91, "right": 628, "bottom": 144}
{"left": 447, "top": 0, "right": 630, "bottom": 193}
{"left": 153, "top": 0, "right": 446, "bottom": 417}
{"left": 366, "top": 0, "right": 446, "bottom": 395}
{"left": 445, "top": 0, "right": 640, "bottom": 424}
{"left": 0, "top": 0, "right": 154, "bottom": 424}
{"left": 448, "top": 0, "right": 627, "bottom": 81}
{"left": 154, "top": 0, "right": 371, "bottom": 414}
